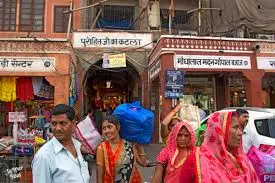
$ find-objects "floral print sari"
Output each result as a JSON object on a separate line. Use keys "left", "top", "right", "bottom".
{"left": 196, "top": 111, "right": 260, "bottom": 183}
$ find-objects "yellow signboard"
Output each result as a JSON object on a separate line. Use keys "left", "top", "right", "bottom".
{"left": 107, "top": 53, "right": 126, "bottom": 68}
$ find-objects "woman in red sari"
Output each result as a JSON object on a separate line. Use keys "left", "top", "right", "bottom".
{"left": 180, "top": 111, "right": 260, "bottom": 183}
{"left": 152, "top": 121, "right": 196, "bottom": 183}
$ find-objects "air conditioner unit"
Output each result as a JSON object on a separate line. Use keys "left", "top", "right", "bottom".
{"left": 178, "top": 30, "right": 198, "bottom": 36}
{"left": 257, "top": 34, "right": 275, "bottom": 40}
{"left": 148, "top": 1, "right": 161, "bottom": 28}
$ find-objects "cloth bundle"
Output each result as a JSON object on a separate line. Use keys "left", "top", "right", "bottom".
{"left": 179, "top": 104, "right": 200, "bottom": 131}
{"left": 74, "top": 116, "right": 101, "bottom": 155}
{"left": 247, "top": 145, "right": 275, "bottom": 183}
{"left": 113, "top": 101, "right": 154, "bottom": 144}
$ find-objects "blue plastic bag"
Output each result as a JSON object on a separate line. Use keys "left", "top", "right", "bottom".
{"left": 113, "top": 102, "right": 154, "bottom": 144}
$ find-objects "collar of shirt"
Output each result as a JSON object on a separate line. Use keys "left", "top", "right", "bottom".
{"left": 51, "top": 137, "right": 81, "bottom": 154}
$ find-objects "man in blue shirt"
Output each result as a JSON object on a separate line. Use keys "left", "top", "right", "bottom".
{"left": 32, "top": 104, "right": 90, "bottom": 183}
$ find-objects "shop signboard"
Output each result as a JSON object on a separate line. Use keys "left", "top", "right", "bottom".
{"left": 175, "top": 55, "right": 251, "bottom": 69}
{"left": 9, "top": 112, "right": 27, "bottom": 123}
{"left": 102, "top": 53, "right": 127, "bottom": 68}
{"left": 149, "top": 60, "right": 161, "bottom": 80}
{"left": 73, "top": 32, "right": 153, "bottom": 49}
{"left": 257, "top": 57, "right": 275, "bottom": 70}
{"left": 0, "top": 57, "right": 56, "bottom": 72}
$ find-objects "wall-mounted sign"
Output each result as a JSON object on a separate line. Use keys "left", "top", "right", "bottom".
{"left": 73, "top": 32, "right": 153, "bottom": 49}
{"left": 149, "top": 60, "right": 161, "bottom": 79}
{"left": 9, "top": 112, "right": 27, "bottom": 123}
{"left": 165, "top": 70, "right": 184, "bottom": 99}
{"left": 165, "top": 90, "right": 182, "bottom": 99}
{"left": 175, "top": 55, "right": 251, "bottom": 69}
{"left": 165, "top": 70, "right": 184, "bottom": 90}
{"left": 0, "top": 57, "right": 56, "bottom": 72}
{"left": 257, "top": 57, "right": 275, "bottom": 70}
{"left": 102, "top": 53, "right": 127, "bottom": 68}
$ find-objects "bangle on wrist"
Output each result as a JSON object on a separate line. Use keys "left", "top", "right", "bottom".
{"left": 139, "top": 153, "right": 147, "bottom": 156}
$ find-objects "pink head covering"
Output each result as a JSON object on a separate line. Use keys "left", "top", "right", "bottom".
{"left": 198, "top": 111, "right": 259, "bottom": 183}
{"left": 157, "top": 121, "right": 196, "bottom": 164}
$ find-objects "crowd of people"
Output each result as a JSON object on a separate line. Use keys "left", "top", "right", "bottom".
{"left": 31, "top": 103, "right": 260, "bottom": 183}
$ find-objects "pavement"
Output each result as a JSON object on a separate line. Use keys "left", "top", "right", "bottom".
{"left": 89, "top": 143, "right": 162, "bottom": 183}
{"left": 138, "top": 144, "right": 162, "bottom": 183}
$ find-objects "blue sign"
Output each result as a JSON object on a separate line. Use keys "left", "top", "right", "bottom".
{"left": 165, "top": 90, "right": 183, "bottom": 99}
{"left": 165, "top": 70, "right": 184, "bottom": 90}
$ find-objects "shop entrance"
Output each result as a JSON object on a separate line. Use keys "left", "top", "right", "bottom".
{"left": 262, "top": 73, "right": 275, "bottom": 107}
{"left": 83, "top": 59, "right": 141, "bottom": 117}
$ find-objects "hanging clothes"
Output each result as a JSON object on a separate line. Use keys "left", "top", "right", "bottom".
{"left": 32, "top": 77, "right": 43, "bottom": 96}
{"left": 0, "top": 77, "right": 17, "bottom": 102}
{"left": 16, "top": 77, "right": 34, "bottom": 102}
{"left": 36, "top": 78, "right": 54, "bottom": 99}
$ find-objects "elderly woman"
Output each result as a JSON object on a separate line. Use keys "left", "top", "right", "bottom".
{"left": 180, "top": 111, "right": 260, "bottom": 183}
{"left": 152, "top": 122, "right": 196, "bottom": 183}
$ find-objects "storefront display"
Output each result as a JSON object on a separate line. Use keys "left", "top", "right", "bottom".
{"left": 182, "top": 76, "right": 216, "bottom": 113}
{"left": 0, "top": 76, "right": 54, "bottom": 182}
{"left": 229, "top": 76, "right": 247, "bottom": 107}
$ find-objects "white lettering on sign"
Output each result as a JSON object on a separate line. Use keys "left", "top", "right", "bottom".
{"left": 149, "top": 61, "right": 161, "bottom": 79}
{"left": 73, "top": 32, "right": 152, "bottom": 49}
{"left": 9, "top": 112, "right": 27, "bottom": 123}
{"left": 0, "top": 57, "right": 56, "bottom": 72}
{"left": 175, "top": 55, "right": 251, "bottom": 69}
{"left": 264, "top": 174, "right": 275, "bottom": 182}
{"left": 257, "top": 57, "right": 275, "bottom": 70}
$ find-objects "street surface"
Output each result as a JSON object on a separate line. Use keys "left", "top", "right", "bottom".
{"left": 89, "top": 143, "right": 162, "bottom": 183}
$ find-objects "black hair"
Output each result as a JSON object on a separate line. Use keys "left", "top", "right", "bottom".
{"left": 51, "top": 104, "right": 75, "bottom": 121}
{"left": 102, "top": 115, "right": 120, "bottom": 127}
{"left": 236, "top": 109, "right": 249, "bottom": 117}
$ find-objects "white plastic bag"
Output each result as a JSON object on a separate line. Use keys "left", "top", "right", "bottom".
{"left": 74, "top": 116, "right": 101, "bottom": 155}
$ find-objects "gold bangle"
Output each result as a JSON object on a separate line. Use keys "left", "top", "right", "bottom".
{"left": 139, "top": 154, "right": 147, "bottom": 156}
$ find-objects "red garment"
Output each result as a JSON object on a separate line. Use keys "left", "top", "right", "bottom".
{"left": 179, "top": 151, "right": 197, "bottom": 183}
{"left": 16, "top": 77, "right": 34, "bottom": 102}
{"left": 157, "top": 122, "right": 196, "bottom": 183}
{"left": 180, "top": 111, "right": 260, "bottom": 183}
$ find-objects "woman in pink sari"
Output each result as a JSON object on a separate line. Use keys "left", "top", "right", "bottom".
{"left": 180, "top": 111, "right": 260, "bottom": 183}
{"left": 152, "top": 121, "right": 196, "bottom": 183}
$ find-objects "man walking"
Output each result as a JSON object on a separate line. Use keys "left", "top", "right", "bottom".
{"left": 32, "top": 104, "right": 90, "bottom": 183}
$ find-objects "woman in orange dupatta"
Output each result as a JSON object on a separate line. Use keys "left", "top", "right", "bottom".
{"left": 180, "top": 111, "right": 260, "bottom": 183}
{"left": 96, "top": 116, "right": 146, "bottom": 183}
{"left": 152, "top": 121, "right": 196, "bottom": 183}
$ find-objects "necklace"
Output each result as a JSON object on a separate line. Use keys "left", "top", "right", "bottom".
{"left": 170, "top": 149, "right": 188, "bottom": 170}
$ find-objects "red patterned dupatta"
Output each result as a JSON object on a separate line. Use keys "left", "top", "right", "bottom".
{"left": 196, "top": 111, "right": 260, "bottom": 183}
{"left": 157, "top": 122, "right": 196, "bottom": 183}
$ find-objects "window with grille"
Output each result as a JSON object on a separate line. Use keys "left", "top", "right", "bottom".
{"left": 96, "top": 5, "right": 134, "bottom": 29}
{"left": 54, "top": 6, "right": 70, "bottom": 33}
{"left": 0, "top": 0, "right": 17, "bottom": 31}
{"left": 160, "top": 9, "right": 191, "bottom": 29}
{"left": 19, "top": 0, "right": 45, "bottom": 32}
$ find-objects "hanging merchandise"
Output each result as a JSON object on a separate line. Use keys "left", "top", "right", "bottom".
{"left": 0, "top": 77, "right": 17, "bottom": 102}
{"left": 69, "top": 66, "right": 78, "bottom": 107}
{"left": 32, "top": 77, "right": 43, "bottom": 96}
{"left": 36, "top": 78, "right": 54, "bottom": 99}
{"left": 16, "top": 77, "right": 34, "bottom": 102}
